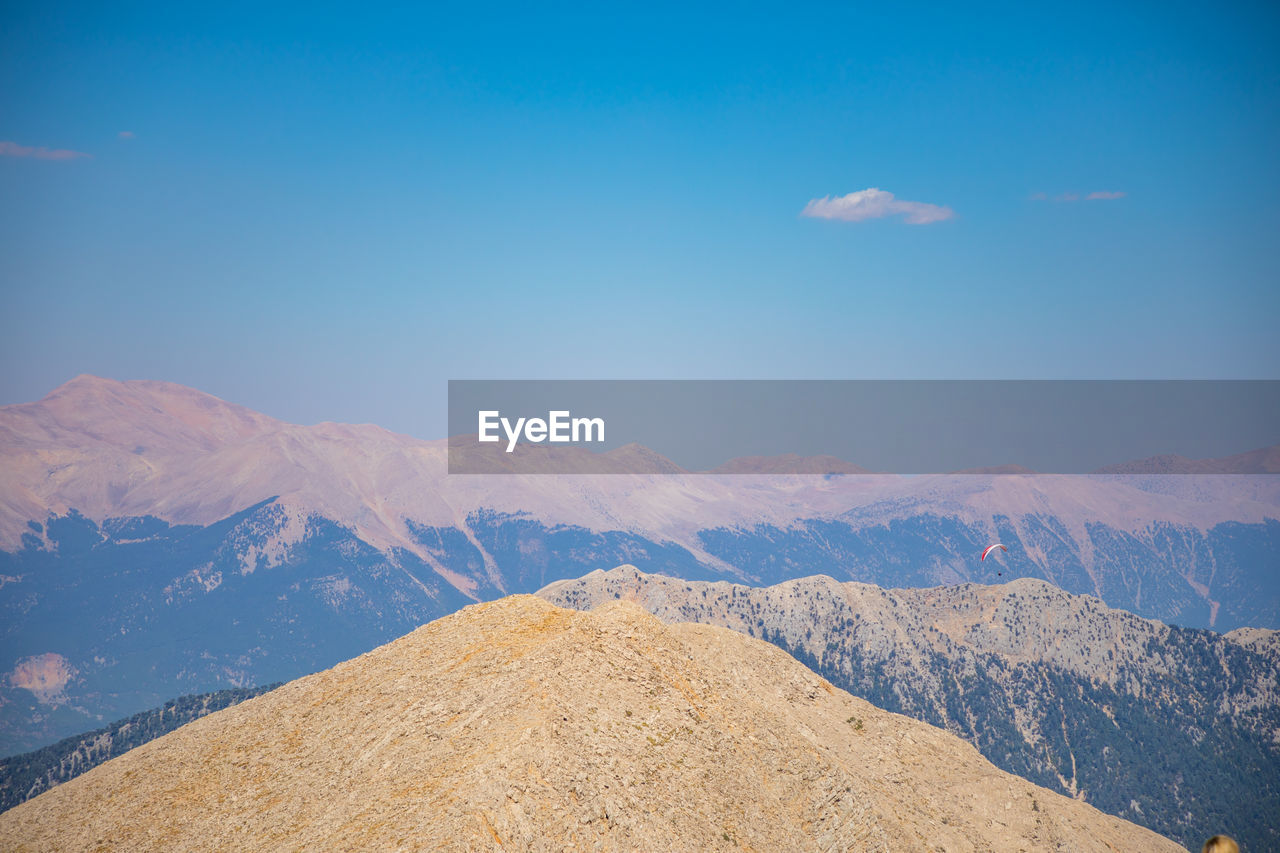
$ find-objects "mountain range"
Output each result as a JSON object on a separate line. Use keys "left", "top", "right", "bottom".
{"left": 1, "top": 375, "right": 1277, "bottom": 754}
{"left": 6, "top": 566, "right": 1272, "bottom": 846}
{"left": 0, "top": 594, "right": 1183, "bottom": 852}
{"left": 540, "top": 566, "right": 1280, "bottom": 850}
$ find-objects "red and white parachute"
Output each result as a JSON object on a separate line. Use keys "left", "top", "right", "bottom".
{"left": 980, "top": 543, "right": 1007, "bottom": 561}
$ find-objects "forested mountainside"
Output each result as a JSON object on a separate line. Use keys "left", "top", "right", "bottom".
{"left": 0, "top": 684, "right": 279, "bottom": 813}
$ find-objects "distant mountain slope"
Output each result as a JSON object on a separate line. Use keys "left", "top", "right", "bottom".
{"left": 3, "top": 376, "right": 1277, "bottom": 577}
{"left": 1094, "top": 444, "right": 1280, "bottom": 474}
{"left": 539, "top": 566, "right": 1280, "bottom": 850}
{"left": 0, "top": 501, "right": 475, "bottom": 755}
{"left": 0, "top": 595, "right": 1182, "bottom": 852}
{"left": 2, "top": 376, "right": 1277, "bottom": 755}
{"left": 0, "top": 684, "right": 279, "bottom": 813}
{"left": 0, "top": 374, "right": 871, "bottom": 565}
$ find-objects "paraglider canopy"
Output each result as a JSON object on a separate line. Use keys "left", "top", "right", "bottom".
{"left": 981, "top": 543, "right": 1007, "bottom": 561}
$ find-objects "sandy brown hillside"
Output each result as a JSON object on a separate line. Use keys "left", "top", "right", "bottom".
{"left": 0, "top": 596, "right": 1180, "bottom": 852}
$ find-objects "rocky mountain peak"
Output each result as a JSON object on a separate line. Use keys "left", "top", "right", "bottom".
{"left": 0, "top": 595, "right": 1179, "bottom": 851}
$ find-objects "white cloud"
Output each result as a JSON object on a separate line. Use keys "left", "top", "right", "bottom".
{"left": 1031, "top": 190, "right": 1126, "bottom": 203}
{"left": 118, "top": 131, "right": 135, "bottom": 140}
{"left": 0, "top": 140, "right": 90, "bottom": 161}
{"left": 801, "top": 188, "right": 954, "bottom": 225}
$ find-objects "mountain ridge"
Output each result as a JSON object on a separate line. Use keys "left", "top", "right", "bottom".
{"left": 5, "top": 375, "right": 1277, "bottom": 571}
{"left": 538, "top": 566, "right": 1280, "bottom": 849}
{"left": 0, "top": 594, "right": 1182, "bottom": 852}
{"left": 3, "top": 376, "right": 1278, "bottom": 755}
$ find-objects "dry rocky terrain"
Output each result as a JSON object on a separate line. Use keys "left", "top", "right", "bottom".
{"left": 540, "top": 567, "right": 1279, "bottom": 848}
{"left": 540, "top": 567, "right": 1280, "bottom": 709}
{"left": 0, "top": 595, "right": 1180, "bottom": 852}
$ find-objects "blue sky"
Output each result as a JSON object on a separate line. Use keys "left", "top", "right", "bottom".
{"left": 2, "top": 1, "right": 1278, "bottom": 438}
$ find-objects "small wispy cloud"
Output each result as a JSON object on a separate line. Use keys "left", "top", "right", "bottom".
{"left": 118, "top": 130, "right": 135, "bottom": 140}
{"left": 1031, "top": 190, "right": 1126, "bottom": 203}
{"left": 0, "top": 140, "right": 91, "bottom": 161}
{"left": 802, "top": 188, "right": 954, "bottom": 225}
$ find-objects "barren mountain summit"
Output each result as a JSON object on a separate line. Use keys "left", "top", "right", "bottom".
{"left": 0, "top": 596, "right": 1178, "bottom": 851}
